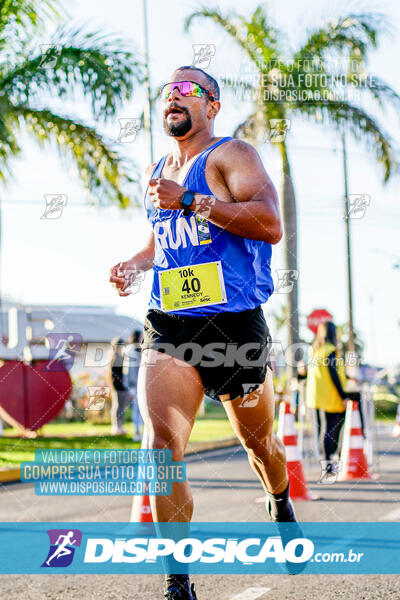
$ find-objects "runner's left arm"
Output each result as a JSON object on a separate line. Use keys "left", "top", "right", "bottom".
{"left": 148, "top": 140, "right": 282, "bottom": 243}
{"left": 199, "top": 139, "right": 282, "bottom": 243}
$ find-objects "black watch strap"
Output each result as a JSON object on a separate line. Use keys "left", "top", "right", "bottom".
{"left": 180, "top": 190, "right": 195, "bottom": 216}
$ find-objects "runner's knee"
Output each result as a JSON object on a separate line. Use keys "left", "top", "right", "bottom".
{"left": 243, "top": 432, "right": 275, "bottom": 462}
{"left": 148, "top": 431, "right": 185, "bottom": 461}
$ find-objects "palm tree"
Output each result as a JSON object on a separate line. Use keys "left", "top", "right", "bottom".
{"left": 185, "top": 6, "right": 399, "bottom": 374}
{"left": 0, "top": 1, "right": 142, "bottom": 206}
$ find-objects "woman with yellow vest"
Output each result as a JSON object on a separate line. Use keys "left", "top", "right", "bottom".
{"left": 306, "top": 321, "right": 348, "bottom": 467}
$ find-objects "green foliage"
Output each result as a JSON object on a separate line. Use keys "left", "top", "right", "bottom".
{"left": 0, "top": 0, "right": 62, "bottom": 53}
{"left": 0, "top": 419, "right": 235, "bottom": 467}
{"left": 292, "top": 12, "right": 388, "bottom": 62}
{"left": 13, "top": 107, "right": 135, "bottom": 206}
{"left": 373, "top": 398, "right": 398, "bottom": 420}
{"left": 0, "top": 1, "right": 142, "bottom": 206}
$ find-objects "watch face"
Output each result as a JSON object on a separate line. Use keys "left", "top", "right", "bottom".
{"left": 182, "top": 191, "right": 194, "bottom": 206}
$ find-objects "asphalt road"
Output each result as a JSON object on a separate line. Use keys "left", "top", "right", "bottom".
{"left": 0, "top": 425, "right": 399, "bottom": 599}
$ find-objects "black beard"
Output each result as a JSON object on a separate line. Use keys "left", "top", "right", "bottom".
{"left": 163, "top": 112, "right": 192, "bottom": 137}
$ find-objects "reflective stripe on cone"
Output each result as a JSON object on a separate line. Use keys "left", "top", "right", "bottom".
{"left": 277, "top": 401, "right": 314, "bottom": 500}
{"left": 338, "top": 400, "right": 371, "bottom": 481}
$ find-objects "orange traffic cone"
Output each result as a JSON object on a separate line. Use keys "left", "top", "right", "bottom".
{"left": 392, "top": 403, "right": 400, "bottom": 437}
{"left": 130, "top": 492, "right": 153, "bottom": 522}
{"left": 130, "top": 428, "right": 153, "bottom": 523}
{"left": 277, "top": 401, "right": 313, "bottom": 500}
{"left": 338, "top": 400, "right": 371, "bottom": 480}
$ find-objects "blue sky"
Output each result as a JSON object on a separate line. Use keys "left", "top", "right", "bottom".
{"left": 4, "top": 0, "right": 400, "bottom": 366}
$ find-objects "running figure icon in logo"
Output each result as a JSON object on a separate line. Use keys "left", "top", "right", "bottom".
{"left": 41, "top": 529, "right": 82, "bottom": 567}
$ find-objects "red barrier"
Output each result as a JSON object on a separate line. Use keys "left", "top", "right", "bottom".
{"left": 0, "top": 360, "right": 71, "bottom": 430}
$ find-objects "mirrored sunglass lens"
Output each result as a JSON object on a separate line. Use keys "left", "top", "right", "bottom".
{"left": 162, "top": 82, "right": 202, "bottom": 98}
{"left": 180, "top": 82, "right": 202, "bottom": 96}
{"left": 187, "top": 83, "right": 202, "bottom": 96}
{"left": 162, "top": 83, "right": 173, "bottom": 97}
{"left": 179, "top": 82, "right": 192, "bottom": 95}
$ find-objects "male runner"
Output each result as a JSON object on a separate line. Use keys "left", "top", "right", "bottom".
{"left": 110, "top": 66, "right": 301, "bottom": 599}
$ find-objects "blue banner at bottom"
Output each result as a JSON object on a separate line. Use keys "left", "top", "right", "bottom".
{"left": 0, "top": 522, "right": 399, "bottom": 574}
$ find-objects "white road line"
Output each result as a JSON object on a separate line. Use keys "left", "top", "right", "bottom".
{"left": 230, "top": 588, "right": 271, "bottom": 600}
{"left": 379, "top": 506, "right": 400, "bottom": 521}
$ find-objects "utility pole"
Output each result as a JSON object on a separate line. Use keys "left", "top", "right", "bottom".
{"left": 342, "top": 132, "right": 356, "bottom": 354}
{"left": 142, "top": 0, "right": 154, "bottom": 164}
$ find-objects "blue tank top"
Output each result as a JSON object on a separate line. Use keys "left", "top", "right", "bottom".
{"left": 143, "top": 136, "right": 274, "bottom": 316}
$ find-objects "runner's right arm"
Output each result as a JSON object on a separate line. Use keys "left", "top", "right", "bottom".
{"left": 109, "top": 164, "right": 155, "bottom": 296}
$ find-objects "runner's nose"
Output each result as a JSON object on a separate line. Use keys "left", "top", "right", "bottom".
{"left": 169, "top": 87, "right": 182, "bottom": 101}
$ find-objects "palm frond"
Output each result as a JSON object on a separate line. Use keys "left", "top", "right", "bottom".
{"left": 294, "top": 12, "right": 390, "bottom": 64}
{"left": 12, "top": 106, "right": 139, "bottom": 206}
{"left": 298, "top": 100, "right": 398, "bottom": 181}
{"left": 0, "top": 0, "right": 63, "bottom": 55}
{"left": 187, "top": 5, "right": 399, "bottom": 185}
{"left": 2, "top": 25, "right": 142, "bottom": 119}
{"left": 0, "top": 0, "right": 61, "bottom": 31}
{"left": 339, "top": 73, "right": 400, "bottom": 111}
{"left": 185, "top": 6, "right": 277, "bottom": 71}
{"left": 238, "top": 4, "right": 280, "bottom": 62}
{"left": 0, "top": 97, "right": 21, "bottom": 180}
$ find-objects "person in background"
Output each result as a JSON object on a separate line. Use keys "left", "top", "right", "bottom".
{"left": 125, "top": 329, "right": 144, "bottom": 441}
{"left": 108, "top": 337, "right": 130, "bottom": 435}
{"left": 306, "top": 321, "right": 349, "bottom": 472}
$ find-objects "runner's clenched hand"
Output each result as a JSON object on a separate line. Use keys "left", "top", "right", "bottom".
{"left": 149, "top": 178, "right": 186, "bottom": 210}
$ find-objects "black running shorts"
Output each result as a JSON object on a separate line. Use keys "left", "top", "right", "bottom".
{"left": 141, "top": 305, "right": 273, "bottom": 403}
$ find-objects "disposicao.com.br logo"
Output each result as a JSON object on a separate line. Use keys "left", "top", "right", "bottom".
{"left": 83, "top": 534, "right": 312, "bottom": 565}
{"left": 4, "top": 522, "right": 395, "bottom": 575}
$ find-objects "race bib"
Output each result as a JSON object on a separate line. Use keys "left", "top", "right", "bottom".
{"left": 159, "top": 261, "right": 227, "bottom": 312}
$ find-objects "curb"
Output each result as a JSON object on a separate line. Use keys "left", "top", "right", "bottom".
{"left": 0, "top": 438, "right": 240, "bottom": 484}
{"left": 0, "top": 467, "right": 20, "bottom": 483}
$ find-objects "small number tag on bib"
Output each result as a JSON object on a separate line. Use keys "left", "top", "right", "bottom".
{"left": 159, "top": 261, "right": 227, "bottom": 312}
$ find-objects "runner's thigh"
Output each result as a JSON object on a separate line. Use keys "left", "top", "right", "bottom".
{"left": 222, "top": 368, "right": 276, "bottom": 447}
{"left": 137, "top": 348, "right": 204, "bottom": 455}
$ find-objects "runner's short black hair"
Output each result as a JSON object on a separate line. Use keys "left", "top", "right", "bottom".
{"left": 174, "top": 65, "right": 220, "bottom": 101}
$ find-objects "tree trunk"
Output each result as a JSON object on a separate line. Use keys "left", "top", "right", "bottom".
{"left": 279, "top": 142, "right": 299, "bottom": 377}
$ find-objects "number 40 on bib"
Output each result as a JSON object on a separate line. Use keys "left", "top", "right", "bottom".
{"left": 159, "top": 261, "right": 227, "bottom": 312}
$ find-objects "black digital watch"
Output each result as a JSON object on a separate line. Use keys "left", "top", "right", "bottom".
{"left": 180, "top": 190, "right": 195, "bottom": 216}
